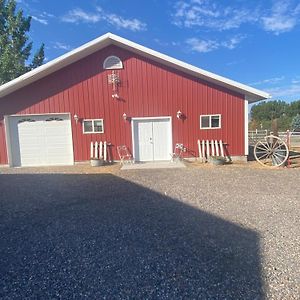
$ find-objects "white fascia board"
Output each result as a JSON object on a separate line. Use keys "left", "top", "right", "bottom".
{"left": 0, "top": 33, "right": 112, "bottom": 98}
{"left": 244, "top": 97, "right": 249, "bottom": 156}
{"left": 0, "top": 32, "right": 270, "bottom": 101}
{"left": 109, "top": 34, "right": 271, "bottom": 102}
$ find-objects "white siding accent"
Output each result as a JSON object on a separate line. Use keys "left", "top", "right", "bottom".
{"left": 244, "top": 98, "right": 249, "bottom": 156}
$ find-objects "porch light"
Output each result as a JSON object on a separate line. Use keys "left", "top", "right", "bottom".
{"left": 122, "top": 113, "right": 127, "bottom": 121}
{"left": 176, "top": 110, "right": 183, "bottom": 119}
{"left": 74, "top": 114, "right": 79, "bottom": 124}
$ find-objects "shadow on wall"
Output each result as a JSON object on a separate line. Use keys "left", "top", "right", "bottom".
{"left": 0, "top": 174, "right": 264, "bottom": 299}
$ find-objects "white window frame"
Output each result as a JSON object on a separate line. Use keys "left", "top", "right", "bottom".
{"left": 83, "top": 119, "right": 104, "bottom": 134}
{"left": 200, "top": 114, "right": 221, "bottom": 129}
{"left": 103, "top": 55, "right": 123, "bottom": 70}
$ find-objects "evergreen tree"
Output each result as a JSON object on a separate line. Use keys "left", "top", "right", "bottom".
{"left": 30, "top": 43, "right": 45, "bottom": 69}
{"left": 291, "top": 114, "right": 300, "bottom": 131}
{"left": 0, "top": 0, "right": 44, "bottom": 84}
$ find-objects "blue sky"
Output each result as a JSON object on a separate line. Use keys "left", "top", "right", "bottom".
{"left": 16, "top": 0, "right": 300, "bottom": 101}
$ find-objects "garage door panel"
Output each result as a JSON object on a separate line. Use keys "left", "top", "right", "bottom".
{"left": 8, "top": 114, "right": 73, "bottom": 167}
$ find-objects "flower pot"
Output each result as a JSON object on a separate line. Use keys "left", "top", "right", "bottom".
{"left": 209, "top": 156, "right": 226, "bottom": 166}
{"left": 90, "top": 159, "right": 104, "bottom": 167}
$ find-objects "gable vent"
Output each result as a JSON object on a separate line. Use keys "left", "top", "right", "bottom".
{"left": 103, "top": 56, "right": 123, "bottom": 70}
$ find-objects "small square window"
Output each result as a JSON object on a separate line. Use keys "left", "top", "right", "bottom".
{"left": 200, "top": 115, "right": 221, "bottom": 129}
{"left": 94, "top": 120, "right": 103, "bottom": 132}
{"left": 211, "top": 115, "right": 220, "bottom": 128}
{"left": 83, "top": 119, "right": 104, "bottom": 134}
{"left": 201, "top": 116, "right": 210, "bottom": 128}
{"left": 83, "top": 121, "right": 93, "bottom": 133}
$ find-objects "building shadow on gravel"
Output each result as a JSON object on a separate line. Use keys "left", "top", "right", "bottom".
{"left": 0, "top": 174, "right": 264, "bottom": 299}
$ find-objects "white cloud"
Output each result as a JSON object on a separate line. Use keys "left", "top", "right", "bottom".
{"left": 172, "top": 0, "right": 300, "bottom": 35}
{"left": 154, "top": 39, "right": 181, "bottom": 47}
{"left": 61, "top": 8, "right": 101, "bottom": 24}
{"left": 53, "top": 42, "right": 72, "bottom": 51}
{"left": 186, "top": 35, "right": 245, "bottom": 53}
{"left": 266, "top": 84, "right": 300, "bottom": 99}
{"left": 186, "top": 38, "right": 218, "bottom": 53}
{"left": 61, "top": 7, "right": 146, "bottom": 31}
{"left": 173, "top": 1, "right": 258, "bottom": 31}
{"left": 222, "top": 35, "right": 246, "bottom": 49}
{"left": 31, "top": 15, "right": 48, "bottom": 25}
{"left": 41, "top": 11, "right": 55, "bottom": 18}
{"left": 104, "top": 13, "right": 146, "bottom": 31}
{"left": 250, "top": 76, "right": 285, "bottom": 86}
{"left": 292, "top": 78, "right": 300, "bottom": 84}
{"left": 262, "top": 0, "right": 300, "bottom": 34}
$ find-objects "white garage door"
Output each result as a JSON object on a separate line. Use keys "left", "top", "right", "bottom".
{"left": 7, "top": 114, "right": 74, "bottom": 167}
{"left": 132, "top": 117, "right": 172, "bottom": 161}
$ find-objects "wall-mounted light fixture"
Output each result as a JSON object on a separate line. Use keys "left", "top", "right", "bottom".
{"left": 74, "top": 114, "right": 79, "bottom": 124}
{"left": 122, "top": 113, "right": 128, "bottom": 121}
{"left": 176, "top": 110, "right": 183, "bottom": 119}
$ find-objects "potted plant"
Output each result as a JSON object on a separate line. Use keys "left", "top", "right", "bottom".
{"left": 90, "top": 157, "right": 105, "bottom": 167}
{"left": 209, "top": 156, "right": 226, "bottom": 166}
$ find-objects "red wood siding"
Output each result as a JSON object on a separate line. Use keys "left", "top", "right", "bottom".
{"left": 0, "top": 45, "right": 245, "bottom": 164}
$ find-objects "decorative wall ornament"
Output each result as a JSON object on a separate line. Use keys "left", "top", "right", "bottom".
{"left": 108, "top": 70, "right": 121, "bottom": 99}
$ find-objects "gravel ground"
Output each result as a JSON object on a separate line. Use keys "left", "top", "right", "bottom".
{"left": 0, "top": 164, "right": 299, "bottom": 299}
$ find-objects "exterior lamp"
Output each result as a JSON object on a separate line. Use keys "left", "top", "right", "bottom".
{"left": 177, "top": 110, "right": 183, "bottom": 119}
{"left": 122, "top": 113, "right": 127, "bottom": 121}
{"left": 74, "top": 114, "right": 79, "bottom": 124}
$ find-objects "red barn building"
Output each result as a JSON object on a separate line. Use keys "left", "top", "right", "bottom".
{"left": 0, "top": 33, "right": 269, "bottom": 167}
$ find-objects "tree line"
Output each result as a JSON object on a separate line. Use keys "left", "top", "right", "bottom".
{"left": 0, "top": 0, "right": 44, "bottom": 85}
{"left": 250, "top": 100, "right": 300, "bottom": 132}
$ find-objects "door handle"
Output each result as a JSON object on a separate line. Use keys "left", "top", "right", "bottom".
{"left": 149, "top": 137, "right": 153, "bottom": 144}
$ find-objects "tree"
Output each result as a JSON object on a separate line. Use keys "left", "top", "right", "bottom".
{"left": 291, "top": 114, "right": 300, "bottom": 131}
{"left": 251, "top": 100, "right": 287, "bottom": 121}
{"left": 250, "top": 100, "right": 300, "bottom": 131}
{"left": 30, "top": 43, "right": 45, "bottom": 69}
{"left": 0, "top": 0, "right": 44, "bottom": 85}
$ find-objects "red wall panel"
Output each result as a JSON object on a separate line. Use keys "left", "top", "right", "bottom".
{"left": 0, "top": 45, "right": 245, "bottom": 164}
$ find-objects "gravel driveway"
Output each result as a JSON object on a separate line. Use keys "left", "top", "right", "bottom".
{"left": 0, "top": 166, "right": 299, "bottom": 299}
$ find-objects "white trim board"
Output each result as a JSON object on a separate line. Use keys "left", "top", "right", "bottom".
{"left": 0, "top": 33, "right": 270, "bottom": 103}
{"left": 244, "top": 97, "right": 249, "bottom": 156}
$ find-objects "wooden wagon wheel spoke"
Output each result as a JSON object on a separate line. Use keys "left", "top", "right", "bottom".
{"left": 274, "top": 152, "right": 287, "bottom": 158}
{"left": 255, "top": 150, "right": 269, "bottom": 154}
{"left": 272, "top": 154, "right": 283, "bottom": 165}
{"left": 271, "top": 139, "right": 279, "bottom": 149}
{"left": 273, "top": 143, "right": 285, "bottom": 151}
{"left": 254, "top": 135, "right": 289, "bottom": 167}
{"left": 256, "top": 143, "right": 269, "bottom": 151}
{"left": 256, "top": 152, "right": 270, "bottom": 160}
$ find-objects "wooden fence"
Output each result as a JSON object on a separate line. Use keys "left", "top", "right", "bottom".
{"left": 249, "top": 130, "right": 300, "bottom": 147}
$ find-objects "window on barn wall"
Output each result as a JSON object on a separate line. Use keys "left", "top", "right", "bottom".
{"left": 200, "top": 114, "right": 221, "bottom": 129}
{"left": 103, "top": 56, "right": 123, "bottom": 69}
{"left": 83, "top": 119, "right": 104, "bottom": 134}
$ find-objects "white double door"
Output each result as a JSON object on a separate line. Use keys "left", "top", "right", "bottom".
{"left": 133, "top": 118, "right": 172, "bottom": 161}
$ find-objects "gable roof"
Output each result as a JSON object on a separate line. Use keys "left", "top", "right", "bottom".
{"left": 0, "top": 32, "right": 270, "bottom": 102}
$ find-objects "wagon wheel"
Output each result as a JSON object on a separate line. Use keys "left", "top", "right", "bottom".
{"left": 254, "top": 135, "right": 289, "bottom": 167}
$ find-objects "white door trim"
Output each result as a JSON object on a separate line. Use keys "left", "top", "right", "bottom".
{"left": 131, "top": 116, "right": 173, "bottom": 162}
{"left": 6, "top": 112, "right": 72, "bottom": 117}
{"left": 4, "top": 116, "right": 13, "bottom": 167}
{"left": 5, "top": 113, "right": 74, "bottom": 167}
